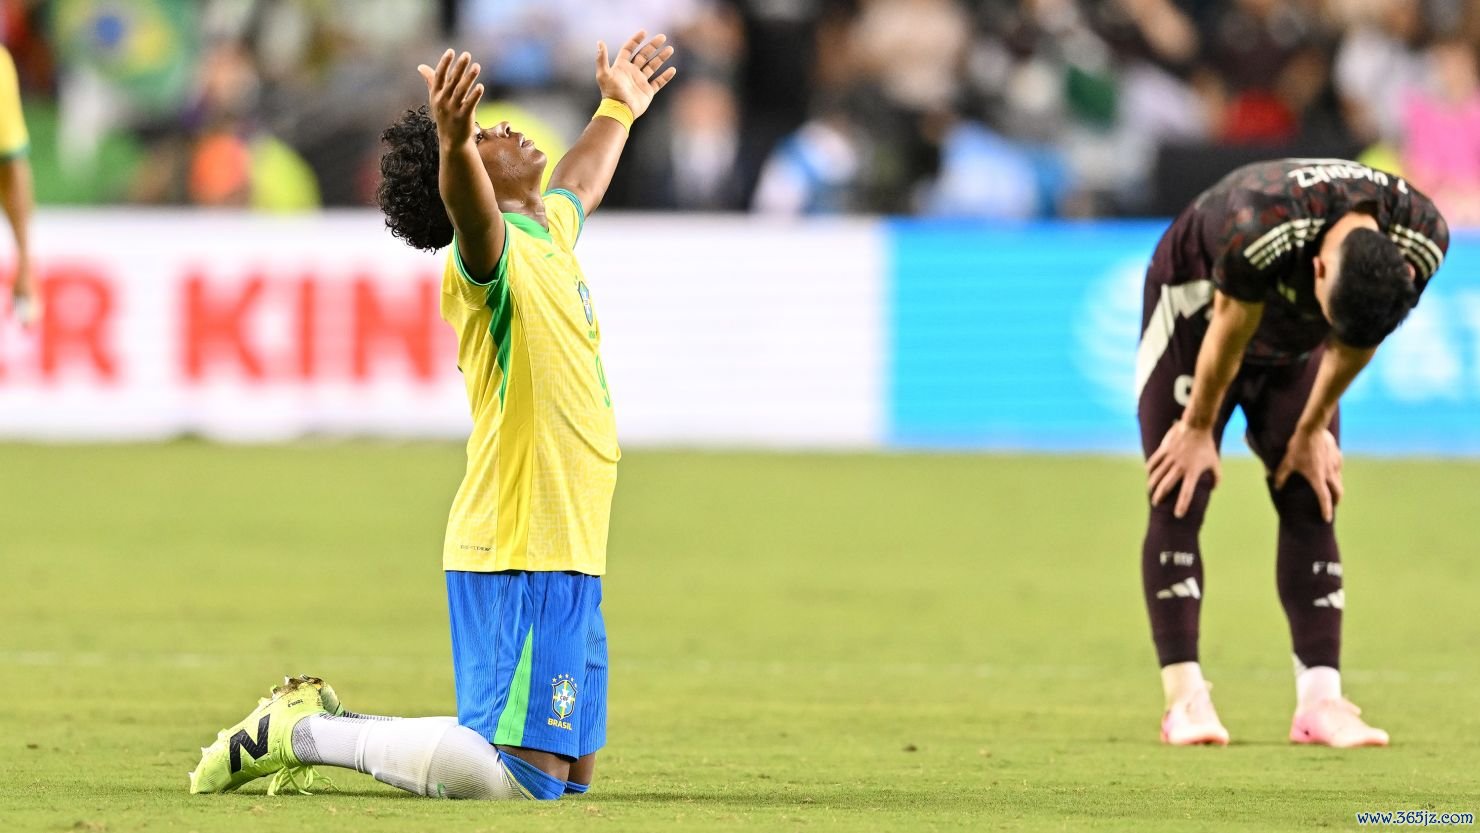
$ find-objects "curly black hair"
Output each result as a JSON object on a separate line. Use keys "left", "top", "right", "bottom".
{"left": 377, "top": 106, "right": 454, "bottom": 252}
{"left": 1327, "top": 227, "right": 1419, "bottom": 348}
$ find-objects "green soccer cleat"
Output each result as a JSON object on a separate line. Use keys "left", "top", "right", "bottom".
{"left": 188, "top": 675, "right": 335, "bottom": 796}
{"left": 295, "top": 674, "right": 345, "bottom": 717}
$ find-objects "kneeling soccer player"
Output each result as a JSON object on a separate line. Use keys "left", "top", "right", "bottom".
{"left": 189, "top": 32, "right": 677, "bottom": 799}
{"left": 1138, "top": 159, "right": 1448, "bottom": 747}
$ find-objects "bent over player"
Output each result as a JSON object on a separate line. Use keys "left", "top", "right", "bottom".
{"left": 1138, "top": 159, "right": 1448, "bottom": 747}
{"left": 190, "top": 32, "right": 677, "bottom": 799}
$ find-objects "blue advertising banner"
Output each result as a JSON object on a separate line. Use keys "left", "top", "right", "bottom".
{"left": 887, "top": 221, "right": 1480, "bottom": 456}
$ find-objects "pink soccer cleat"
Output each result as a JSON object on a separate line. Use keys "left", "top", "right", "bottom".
{"left": 1160, "top": 683, "right": 1231, "bottom": 746}
{"left": 1289, "top": 698, "right": 1389, "bottom": 748}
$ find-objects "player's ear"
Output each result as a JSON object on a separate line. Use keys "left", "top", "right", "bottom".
{"left": 1312, "top": 254, "right": 1335, "bottom": 310}
{"left": 1318, "top": 249, "right": 1341, "bottom": 284}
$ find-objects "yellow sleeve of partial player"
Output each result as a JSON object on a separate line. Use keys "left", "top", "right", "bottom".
{"left": 542, "top": 189, "right": 585, "bottom": 251}
{"left": 0, "top": 47, "right": 28, "bottom": 160}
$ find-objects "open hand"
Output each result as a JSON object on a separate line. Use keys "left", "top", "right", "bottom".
{"left": 595, "top": 30, "right": 677, "bottom": 119}
{"left": 1146, "top": 420, "right": 1221, "bottom": 518}
{"left": 1274, "top": 428, "right": 1342, "bottom": 523}
{"left": 417, "top": 50, "right": 484, "bottom": 147}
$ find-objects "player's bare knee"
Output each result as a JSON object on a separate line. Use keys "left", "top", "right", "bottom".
{"left": 498, "top": 746, "right": 572, "bottom": 780}
{"left": 566, "top": 752, "right": 596, "bottom": 792}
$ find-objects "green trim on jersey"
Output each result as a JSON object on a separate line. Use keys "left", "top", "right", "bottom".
{"left": 544, "top": 188, "right": 586, "bottom": 243}
{"left": 504, "top": 211, "right": 552, "bottom": 242}
{"left": 493, "top": 628, "right": 536, "bottom": 747}
{"left": 488, "top": 263, "right": 514, "bottom": 405}
{"left": 452, "top": 222, "right": 511, "bottom": 287}
{"left": 451, "top": 226, "right": 514, "bottom": 404}
{"left": 0, "top": 142, "right": 28, "bottom": 162}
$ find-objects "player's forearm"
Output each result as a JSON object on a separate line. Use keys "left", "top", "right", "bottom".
{"left": 1294, "top": 340, "right": 1375, "bottom": 436}
{"left": 1184, "top": 293, "right": 1262, "bottom": 430}
{"left": 548, "top": 115, "right": 628, "bottom": 214}
{"left": 438, "top": 138, "right": 502, "bottom": 273}
{"left": 0, "top": 158, "right": 32, "bottom": 263}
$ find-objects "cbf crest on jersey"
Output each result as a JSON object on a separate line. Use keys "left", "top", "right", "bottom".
{"left": 577, "top": 281, "right": 594, "bottom": 325}
{"left": 551, "top": 674, "right": 578, "bottom": 720}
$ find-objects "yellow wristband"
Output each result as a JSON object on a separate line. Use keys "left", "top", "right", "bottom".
{"left": 593, "top": 98, "right": 634, "bottom": 133}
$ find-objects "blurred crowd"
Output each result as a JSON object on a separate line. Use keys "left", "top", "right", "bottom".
{"left": 5, "top": 0, "right": 1480, "bottom": 222}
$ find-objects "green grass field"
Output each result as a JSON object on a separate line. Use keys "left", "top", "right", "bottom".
{"left": 2, "top": 443, "right": 1477, "bottom": 832}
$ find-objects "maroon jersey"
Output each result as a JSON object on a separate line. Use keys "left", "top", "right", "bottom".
{"left": 1153, "top": 159, "right": 1450, "bottom": 363}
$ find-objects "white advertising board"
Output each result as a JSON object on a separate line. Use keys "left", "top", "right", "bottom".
{"left": 0, "top": 211, "right": 885, "bottom": 448}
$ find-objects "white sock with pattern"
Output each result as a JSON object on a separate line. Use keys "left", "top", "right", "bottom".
{"left": 291, "top": 715, "right": 526, "bottom": 799}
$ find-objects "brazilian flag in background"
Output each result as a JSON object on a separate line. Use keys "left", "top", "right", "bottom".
{"left": 52, "top": 0, "right": 197, "bottom": 112}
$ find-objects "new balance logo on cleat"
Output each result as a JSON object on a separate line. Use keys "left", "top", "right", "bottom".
{"left": 1156, "top": 578, "right": 1202, "bottom": 600}
{"left": 1314, "top": 590, "right": 1345, "bottom": 609}
{"left": 228, "top": 715, "right": 270, "bottom": 773}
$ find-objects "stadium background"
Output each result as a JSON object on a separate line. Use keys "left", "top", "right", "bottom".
{"left": 3, "top": 1, "right": 1479, "bottom": 831}
{"left": 2, "top": 0, "right": 1478, "bottom": 453}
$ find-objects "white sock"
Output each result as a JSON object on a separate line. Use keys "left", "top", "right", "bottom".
{"left": 291, "top": 715, "right": 527, "bottom": 800}
{"left": 1296, "top": 664, "right": 1341, "bottom": 710}
{"left": 1160, "top": 661, "right": 1207, "bottom": 708}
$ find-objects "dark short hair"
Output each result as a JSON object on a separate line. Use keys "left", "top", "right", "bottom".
{"left": 1327, "top": 227, "right": 1418, "bottom": 348}
{"left": 376, "top": 106, "right": 453, "bottom": 252}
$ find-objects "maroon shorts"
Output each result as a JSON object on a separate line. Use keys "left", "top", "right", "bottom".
{"left": 1135, "top": 270, "right": 1338, "bottom": 471}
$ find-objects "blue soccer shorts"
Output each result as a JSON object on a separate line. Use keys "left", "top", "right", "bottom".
{"left": 446, "top": 570, "right": 607, "bottom": 759}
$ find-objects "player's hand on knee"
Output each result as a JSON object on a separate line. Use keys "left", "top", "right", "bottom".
{"left": 1329, "top": 436, "right": 1344, "bottom": 508}
{"left": 1147, "top": 420, "right": 1221, "bottom": 518}
{"left": 418, "top": 49, "right": 484, "bottom": 146}
{"left": 1274, "top": 428, "right": 1342, "bottom": 523}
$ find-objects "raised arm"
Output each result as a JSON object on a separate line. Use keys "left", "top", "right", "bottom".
{"left": 418, "top": 50, "right": 504, "bottom": 278}
{"left": 547, "top": 30, "right": 677, "bottom": 214}
{"left": 1147, "top": 291, "right": 1264, "bottom": 517}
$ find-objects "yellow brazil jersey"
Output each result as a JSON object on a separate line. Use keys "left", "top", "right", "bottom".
{"left": 441, "top": 189, "right": 619, "bottom": 575}
{"left": 0, "top": 46, "right": 29, "bottom": 159}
